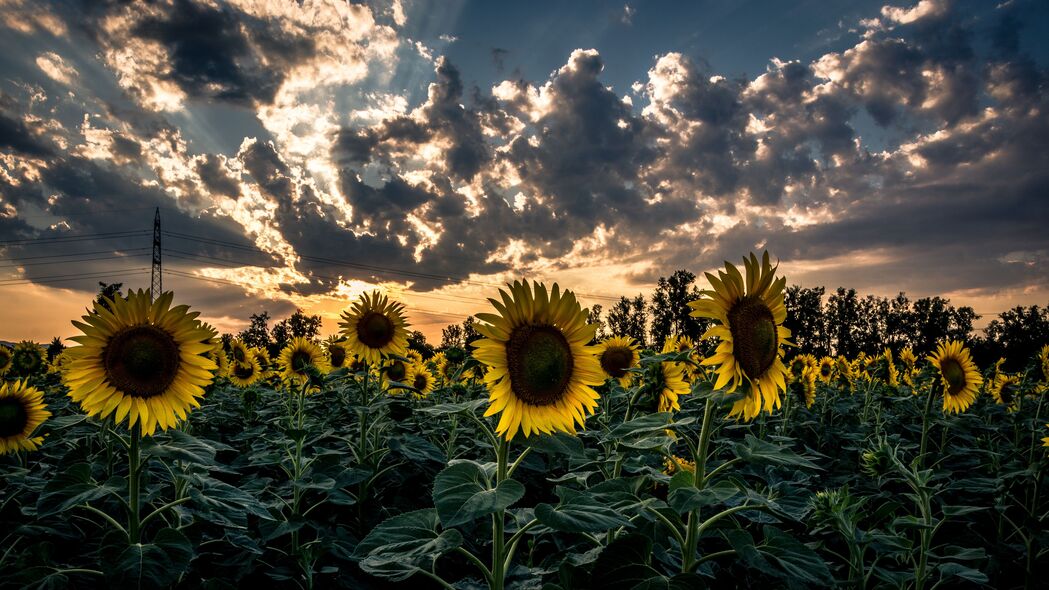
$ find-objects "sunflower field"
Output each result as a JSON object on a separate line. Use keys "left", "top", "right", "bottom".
{"left": 1, "top": 252, "right": 1048, "bottom": 589}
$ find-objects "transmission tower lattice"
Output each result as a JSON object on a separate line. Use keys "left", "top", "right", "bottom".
{"left": 150, "top": 207, "right": 162, "bottom": 301}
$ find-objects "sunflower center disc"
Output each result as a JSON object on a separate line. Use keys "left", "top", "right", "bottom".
{"left": 103, "top": 325, "right": 181, "bottom": 399}
{"left": 386, "top": 361, "right": 407, "bottom": 382}
{"left": 329, "top": 346, "right": 346, "bottom": 367}
{"left": 0, "top": 397, "right": 29, "bottom": 437}
{"left": 941, "top": 359, "right": 966, "bottom": 395}
{"left": 414, "top": 374, "right": 427, "bottom": 389}
{"left": 728, "top": 296, "right": 778, "bottom": 379}
{"left": 233, "top": 347, "right": 246, "bottom": 362}
{"left": 292, "top": 351, "right": 312, "bottom": 372}
{"left": 600, "top": 348, "right": 633, "bottom": 379}
{"left": 233, "top": 363, "right": 255, "bottom": 379}
{"left": 357, "top": 312, "right": 395, "bottom": 349}
{"left": 507, "top": 325, "right": 573, "bottom": 406}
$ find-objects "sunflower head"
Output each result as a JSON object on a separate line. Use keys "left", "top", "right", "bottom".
{"left": 381, "top": 358, "right": 412, "bottom": 391}
{"left": 989, "top": 373, "right": 1021, "bottom": 412}
{"left": 0, "top": 346, "right": 12, "bottom": 377}
{"left": 689, "top": 251, "right": 791, "bottom": 421}
{"left": 228, "top": 356, "right": 263, "bottom": 388}
{"left": 927, "top": 340, "right": 982, "bottom": 414}
{"left": 654, "top": 360, "right": 691, "bottom": 413}
{"left": 338, "top": 291, "right": 410, "bottom": 365}
{"left": 789, "top": 365, "right": 817, "bottom": 409}
{"left": 1040, "top": 345, "right": 1049, "bottom": 383}
{"left": 818, "top": 357, "right": 835, "bottom": 382}
{"left": 279, "top": 337, "right": 330, "bottom": 386}
{"left": 473, "top": 281, "right": 603, "bottom": 439}
{"left": 229, "top": 340, "right": 251, "bottom": 365}
{"left": 595, "top": 336, "right": 640, "bottom": 387}
{"left": 0, "top": 380, "right": 51, "bottom": 454}
{"left": 410, "top": 363, "right": 435, "bottom": 398}
{"left": 63, "top": 290, "right": 216, "bottom": 436}
{"left": 11, "top": 341, "right": 45, "bottom": 378}
{"left": 325, "top": 336, "right": 349, "bottom": 369}
{"left": 663, "top": 455, "right": 696, "bottom": 477}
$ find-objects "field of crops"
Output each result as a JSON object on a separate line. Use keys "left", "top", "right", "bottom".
{"left": 1, "top": 254, "right": 1048, "bottom": 589}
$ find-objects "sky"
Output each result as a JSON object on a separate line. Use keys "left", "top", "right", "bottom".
{"left": 0, "top": 0, "right": 1047, "bottom": 344}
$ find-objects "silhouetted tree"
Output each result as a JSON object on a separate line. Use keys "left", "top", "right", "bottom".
{"left": 271, "top": 309, "right": 323, "bottom": 352}
{"left": 784, "top": 286, "right": 829, "bottom": 356}
{"left": 408, "top": 330, "right": 435, "bottom": 360}
{"left": 981, "top": 305, "right": 1049, "bottom": 371}
{"left": 94, "top": 282, "right": 124, "bottom": 311}
{"left": 826, "top": 288, "right": 861, "bottom": 357}
{"left": 46, "top": 337, "right": 65, "bottom": 362}
{"left": 649, "top": 270, "right": 706, "bottom": 346}
{"left": 442, "top": 316, "right": 481, "bottom": 349}
{"left": 587, "top": 304, "right": 605, "bottom": 343}
{"left": 239, "top": 312, "right": 272, "bottom": 351}
{"left": 607, "top": 295, "right": 648, "bottom": 348}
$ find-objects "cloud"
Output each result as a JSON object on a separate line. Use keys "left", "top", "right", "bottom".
{"left": 0, "top": 0, "right": 1047, "bottom": 340}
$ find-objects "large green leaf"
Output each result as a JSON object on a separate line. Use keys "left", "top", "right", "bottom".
{"left": 36, "top": 463, "right": 125, "bottom": 517}
{"left": 534, "top": 492, "right": 632, "bottom": 533}
{"left": 667, "top": 479, "right": 739, "bottom": 513}
{"left": 106, "top": 528, "right": 195, "bottom": 589}
{"left": 432, "top": 461, "right": 525, "bottom": 528}
{"left": 728, "top": 526, "right": 834, "bottom": 588}
{"left": 353, "top": 508, "right": 464, "bottom": 582}
{"left": 590, "top": 534, "right": 662, "bottom": 590}
{"left": 730, "top": 435, "right": 820, "bottom": 470}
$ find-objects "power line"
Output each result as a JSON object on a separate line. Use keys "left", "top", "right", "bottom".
{"left": 0, "top": 268, "right": 152, "bottom": 286}
{"left": 0, "top": 229, "right": 149, "bottom": 246}
{"left": 0, "top": 252, "right": 151, "bottom": 269}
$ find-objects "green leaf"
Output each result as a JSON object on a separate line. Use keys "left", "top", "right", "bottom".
{"left": 415, "top": 399, "right": 487, "bottom": 415}
{"left": 757, "top": 526, "right": 834, "bottom": 587}
{"left": 37, "top": 463, "right": 125, "bottom": 517}
{"left": 591, "top": 534, "right": 661, "bottom": 590}
{"left": 730, "top": 435, "right": 820, "bottom": 470}
{"left": 937, "top": 562, "right": 988, "bottom": 584}
{"left": 534, "top": 493, "right": 632, "bottom": 533}
{"left": 107, "top": 528, "right": 195, "bottom": 589}
{"left": 667, "top": 479, "right": 738, "bottom": 513}
{"left": 432, "top": 461, "right": 525, "bottom": 528}
{"left": 141, "top": 429, "right": 222, "bottom": 466}
{"left": 603, "top": 413, "right": 695, "bottom": 441}
{"left": 353, "top": 508, "right": 464, "bottom": 582}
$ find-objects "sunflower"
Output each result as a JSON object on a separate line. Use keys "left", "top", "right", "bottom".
{"left": 252, "top": 347, "right": 272, "bottom": 377}
{"left": 1040, "top": 345, "right": 1049, "bottom": 383}
{"left": 0, "top": 346, "right": 13, "bottom": 377}
{"left": 790, "top": 365, "right": 817, "bottom": 409}
{"left": 228, "top": 339, "right": 251, "bottom": 366}
{"left": 325, "top": 336, "right": 349, "bottom": 370}
{"left": 63, "top": 290, "right": 217, "bottom": 436}
{"left": 927, "top": 340, "right": 982, "bottom": 414}
{"left": 899, "top": 347, "right": 917, "bottom": 371}
{"left": 0, "top": 380, "right": 51, "bottom": 454}
{"left": 654, "top": 360, "right": 691, "bottom": 412}
{"left": 988, "top": 373, "right": 1021, "bottom": 412}
{"left": 406, "top": 349, "right": 424, "bottom": 366}
{"left": 689, "top": 251, "right": 792, "bottom": 421}
{"left": 1043, "top": 424, "right": 1049, "bottom": 450}
{"left": 663, "top": 455, "right": 696, "bottom": 476}
{"left": 47, "top": 350, "right": 72, "bottom": 375}
{"left": 338, "top": 291, "right": 410, "bottom": 365}
{"left": 409, "top": 363, "right": 435, "bottom": 398}
{"left": 228, "top": 356, "right": 263, "bottom": 388}
{"left": 595, "top": 336, "right": 640, "bottom": 387}
{"left": 880, "top": 348, "right": 899, "bottom": 388}
{"left": 473, "top": 281, "right": 604, "bottom": 440}
{"left": 818, "top": 357, "right": 835, "bottom": 383}
{"left": 433, "top": 352, "right": 459, "bottom": 385}
{"left": 11, "top": 341, "right": 45, "bottom": 378}
{"left": 380, "top": 357, "right": 412, "bottom": 391}
{"left": 788, "top": 353, "right": 816, "bottom": 383}
{"left": 279, "top": 337, "right": 329, "bottom": 386}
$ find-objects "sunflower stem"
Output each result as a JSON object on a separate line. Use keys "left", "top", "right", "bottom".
{"left": 491, "top": 436, "right": 509, "bottom": 590}
{"left": 128, "top": 424, "right": 142, "bottom": 544}
{"left": 918, "top": 382, "right": 936, "bottom": 469}
{"left": 682, "top": 396, "right": 716, "bottom": 574}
